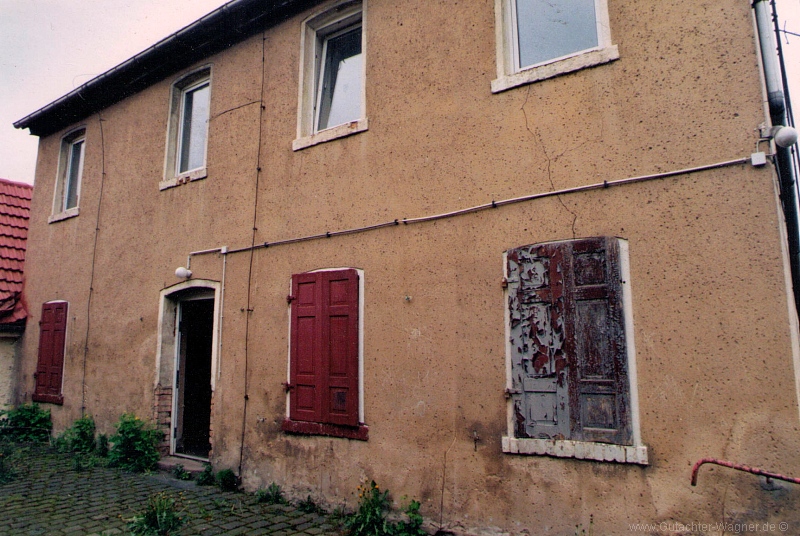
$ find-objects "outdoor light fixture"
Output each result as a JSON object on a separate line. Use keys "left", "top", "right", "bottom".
{"left": 175, "top": 266, "right": 192, "bottom": 279}
{"left": 773, "top": 125, "right": 799, "bottom": 148}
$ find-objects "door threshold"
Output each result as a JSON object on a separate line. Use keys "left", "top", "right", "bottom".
{"left": 171, "top": 452, "right": 209, "bottom": 463}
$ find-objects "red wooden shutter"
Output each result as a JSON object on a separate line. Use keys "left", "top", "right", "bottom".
{"left": 33, "top": 302, "right": 67, "bottom": 405}
{"left": 290, "top": 273, "right": 323, "bottom": 423}
{"left": 289, "top": 269, "right": 359, "bottom": 426}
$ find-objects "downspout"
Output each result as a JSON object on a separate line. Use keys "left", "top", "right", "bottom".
{"left": 754, "top": 0, "right": 800, "bottom": 313}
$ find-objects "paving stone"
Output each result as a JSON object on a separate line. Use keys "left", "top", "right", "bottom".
{"left": 0, "top": 445, "right": 342, "bottom": 536}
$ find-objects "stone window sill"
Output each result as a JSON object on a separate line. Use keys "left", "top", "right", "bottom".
{"left": 292, "top": 119, "right": 368, "bottom": 151}
{"left": 32, "top": 393, "right": 64, "bottom": 405}
{"left": 282, "top": 418, "right": 368, "bottom": 441}
{"left": 159, "top": 168, "right": 208, "bottom": 191}
{"left": 502, "top": 436, "right": 648, "bottom": 465}
{"left": 491, "top": 46, "right": 620, "bottom": 94}
{"left": 48, "top": 207, "right": 79, "bottom": 224}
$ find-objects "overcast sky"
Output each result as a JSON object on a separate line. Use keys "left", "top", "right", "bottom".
{"left": 1, "top": 1, "right": 800, "bottom": 186}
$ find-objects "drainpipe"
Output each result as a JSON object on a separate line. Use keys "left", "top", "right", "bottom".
{"left": 754, "top": 0, "right": 800, "bottom": 313}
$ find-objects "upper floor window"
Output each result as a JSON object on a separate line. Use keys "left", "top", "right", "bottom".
{"left": 161, "top": 68, "right": 211, "bottom": 189}
{"left": 49, "top": 128, "right": 85, "bottom": 223}
{"left": 293, "top": 0, "right": 368, "bottom": 151}
{"left": 492, "top": 0, "right": 619, "bottom": 93}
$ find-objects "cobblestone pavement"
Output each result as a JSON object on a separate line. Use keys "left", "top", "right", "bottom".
{"left": 0, "top": 445, "right": 339, "bottom": 536}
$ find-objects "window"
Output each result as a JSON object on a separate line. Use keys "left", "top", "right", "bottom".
{"left": 161, "top": 68, "right": 211, "bottom": 189}
{"left": 50, "top": 129, "right": 85, "bottom": 222}
{"left": 282, "top": 269, "right": 368, "bottom": 440}
{"left": 502, "top": 237, "right": 647, "bottom": 464}
{"left": 32, "top": 302, "right": 68, "bottom": 405}
{"left": 293, "top": 1, "right": 367, "bottom": 150}
{"left": 492, "top": 0, "right": 619, "bottom": 93}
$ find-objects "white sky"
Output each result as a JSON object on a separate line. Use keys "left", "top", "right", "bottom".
{"left": 1, "top": 1, "right": 799, "bottom": 186}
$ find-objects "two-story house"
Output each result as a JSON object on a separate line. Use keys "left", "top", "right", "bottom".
{"left": 13, "top": 0, "right": 800, "bottom": 533}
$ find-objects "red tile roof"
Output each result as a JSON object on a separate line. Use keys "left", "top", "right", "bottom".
{"left": 0, "top": 179, "right": 32, "bottom": 325}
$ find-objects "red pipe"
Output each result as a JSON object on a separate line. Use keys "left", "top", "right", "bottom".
{"left": 691, "top": 458, "right": 800, "bottom": 486}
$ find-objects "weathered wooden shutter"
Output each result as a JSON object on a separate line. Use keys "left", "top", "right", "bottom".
{"left": 566, "top": 237, "right": 630, "bottom": 445}
{"left": 507, "top": 238, "right": 631, "bottom": 444}
{"left": 33, "top": 302, "right": 67, "bottom": 405}
{"left": 507, "top": 243, "right": 570, "bottom": 440}
{"left": 290, "top": 269, "right": 359, "bottom": 426}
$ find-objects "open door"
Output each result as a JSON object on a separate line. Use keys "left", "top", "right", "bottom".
{"left": 174, "top": 298, "right": 214, "bottom": 458}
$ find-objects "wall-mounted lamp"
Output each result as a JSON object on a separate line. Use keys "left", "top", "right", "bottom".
{"left": 773, "top": 125, "right": 799, "bottom": 148}
{"left": 175, "top": 266, "right": 192, "bottom": 279}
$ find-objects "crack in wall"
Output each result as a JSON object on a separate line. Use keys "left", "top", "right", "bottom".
{"left": 520, "top": 85, "right": 586, "bottom": 239}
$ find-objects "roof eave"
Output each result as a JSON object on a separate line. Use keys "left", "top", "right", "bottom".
{"left": 13, "top": 0, "right": 317, "bottom": 138}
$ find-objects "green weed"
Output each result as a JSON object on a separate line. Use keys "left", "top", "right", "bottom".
{"left": 128, "top": 492, "right": 183, "bottom": 535}
{"left": 345, "top": 481, "right": 426, "bottom": 536}
{"left": 108, "top": 414, "right": 162, "bottom": 473}
{"left": 298, "top": 495, "right": 326, "bottom": 514}
{"left": 58, "top": 415, "right": 96, "bottom": 453}
{"left": 215, "top": 468, "right": 238, "bottom": 492}
{"left": 196, "top": 463, "right": 215, "bottom": 486}
{"left": 0, "top": 449, "right": 16, "bottom": 483}
{"left": 0, "top": 404, "right": 52, "bottom": 443}
{"left": 172, "top": 464, "right": 192, "bottom": 481}
{"left": 96, "top": 434, "right": 109, "bottom": 457}
{"left": 256, "top": 481, "right": 286, "bottom": 504}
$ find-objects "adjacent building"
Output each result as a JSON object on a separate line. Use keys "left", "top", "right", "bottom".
{"left": 0, "top": 179, "right": 31, "bottom": 410}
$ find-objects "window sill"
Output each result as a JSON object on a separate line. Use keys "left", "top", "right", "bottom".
{"left": 159, "top": 168, "right": 208, "bottom": 191}
{"left": 32, "top": 393, "right": 64, "bottom": 405}
{"left": 282, "top": 418, "right": 368, "bottom": 441}
{"left": 292, "top": 119, "right": 369, "bottom": 151}
{"left": 491, "top": 46, "right": 620, "bottom": 94}
{"left": 48, "top": 208, "right": 79, "bottom": 224}
{"left": 502, "top": 436, "right": 648, "bottom": 465}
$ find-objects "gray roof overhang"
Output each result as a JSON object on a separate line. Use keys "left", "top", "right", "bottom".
{"left": 14, "top": 0, "right": 318, "bottom": 137}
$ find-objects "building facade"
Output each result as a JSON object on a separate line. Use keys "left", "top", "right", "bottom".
{"left": 13, "top": 0, "right": 800, "bottom": 533}
{"left": 0, "top": 178, "right": 31, "bottom": 410}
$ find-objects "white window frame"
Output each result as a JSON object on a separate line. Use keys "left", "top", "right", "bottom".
{"left": 293, "top": 0, "right": 368, "bottom": 151}
{"left": 501, "top": 239, "right": 648, "bottom": 465}
{"left": 161, "top": 67, "right": 212, "bottom": 190}
{"left": 49, "top": 128, "right": 85, "bottom": 223}
{"left": 491, "top": 0, "right": 619, "bottom": 93}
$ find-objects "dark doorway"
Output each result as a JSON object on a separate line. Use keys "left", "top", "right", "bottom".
{"left": 175, "top": 298, "right": 214, "bottom": 458}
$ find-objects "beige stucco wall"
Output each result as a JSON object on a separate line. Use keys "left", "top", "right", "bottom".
{"left": 0, "top": 337, "right": 19, "bottom": 410}
{"left": 18, "top": 0, "right": 800, "bottom": 533}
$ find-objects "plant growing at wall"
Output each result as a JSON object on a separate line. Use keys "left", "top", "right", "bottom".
{"left": 345, "top": 481, "right": 427, "bottom": 536}
{"left": 196, "top": 463, "right": 215, "bottom": 486}
{"left": 256, "top": 482, "right": 286, "bottom": 505}
{"left": 215, "top": 468, "right": 238, "bottom": 492}
{"left": 172, "top": 464, "right": 192, "bottom": 481}
{"left": 298, "top": 495, "right": 326, "bottom": 514}
{"left": 96, "top": 434, "right": 109, "bottom": 457}
{"left": 128, "top": 492, "right": 184, "bottom": 535}
{"left": 57, "top": 415, "right": 96, "bottom": 453}
{"left": 108, "top": 414, "right": 162, "bottom": 473}
{"left": 0, "top": 404, "right": 52, "bottom": 443}
{"left": 0, "top": 448, "right": 16, "bottom": 483}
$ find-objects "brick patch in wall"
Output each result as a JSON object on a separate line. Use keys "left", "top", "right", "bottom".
{"left": 154, "top": 385, "right": 172, "bottom": 454}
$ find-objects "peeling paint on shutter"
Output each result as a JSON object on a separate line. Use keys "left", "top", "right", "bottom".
{"left": 507, "top": 237, "right": 631, "bottom": 445}
{"left": 507, "top": 243, "right": 569, "bottom": 440}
